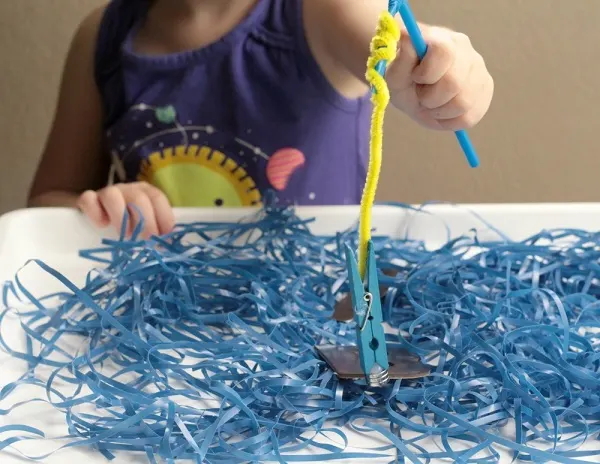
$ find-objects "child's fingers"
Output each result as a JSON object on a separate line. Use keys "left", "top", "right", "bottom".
{"left": 412, "top": 28, "right": 456, "bottom": 85}
{"left": 125, "top": 188, "right": 159, "bottom": 239}
{"left": 77, "top": 190, "right": 110, "bottom": 228}
{"left": 81, "top": 183, "right": 174, "bottom": 238}
{"left": 140, "top": 183, "right": 175, "bottom": 235}
{"left": 97, "top": 186, "right": 130, "bottom": 236}
{"left": 436, "top": 77, "right": 493, "bottom": 131}
{"left": 416, "top": 55, "right": 471, "bottom": 111}
{"left": 386, "top": 31, "right": 419, "bottom": 94}
{"left": 424, "top": 64, "right": 481, "bottom": 120}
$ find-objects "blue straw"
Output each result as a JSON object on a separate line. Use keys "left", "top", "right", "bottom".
{"left": 389, "top": 0, "right": 480, "bottom": 168}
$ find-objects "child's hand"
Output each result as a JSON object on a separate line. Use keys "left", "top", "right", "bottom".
{"left": 386, "top": 25, "right": 493, "bottom": 131}
{"left": 77, "top": 182, "right": 175, "bottom": 239}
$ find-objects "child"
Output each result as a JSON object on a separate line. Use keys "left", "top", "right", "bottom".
{"left": 28, "top": 0, "right": 493, "bottom": 238}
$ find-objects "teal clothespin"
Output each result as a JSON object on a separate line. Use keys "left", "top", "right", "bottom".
{"left": 345, "top": 241, "right": 389, "bottom": 387}
{"left": 316, "top": 240, "right": 430, "bottom": 386}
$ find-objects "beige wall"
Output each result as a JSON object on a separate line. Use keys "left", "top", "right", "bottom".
{"left": 0, "top": 0, "right": 598, "bottom": 215}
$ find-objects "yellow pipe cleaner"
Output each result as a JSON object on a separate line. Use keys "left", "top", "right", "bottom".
{"left": 358, "top": 12, "right": 400, "bottom": 278}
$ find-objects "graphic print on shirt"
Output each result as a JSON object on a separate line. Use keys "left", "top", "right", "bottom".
{"left": 109, "top": 103, "right": 307, "bottom": 207}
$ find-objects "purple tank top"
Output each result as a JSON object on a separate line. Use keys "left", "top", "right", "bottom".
{"left": 95, "top": 0, "right": 371, "bottom": 207}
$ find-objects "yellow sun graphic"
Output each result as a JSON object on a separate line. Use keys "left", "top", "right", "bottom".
{"left": 137, "top": 145, "right": 261, "bottom": 207}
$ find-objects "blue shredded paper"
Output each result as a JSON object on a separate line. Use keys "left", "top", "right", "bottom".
{"left": 1, "top": 204, "right": 600, "bottom": 463}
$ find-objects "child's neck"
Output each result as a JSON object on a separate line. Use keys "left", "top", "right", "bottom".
{"left": 136, "top": 0, "right": 258, "bottom": 55}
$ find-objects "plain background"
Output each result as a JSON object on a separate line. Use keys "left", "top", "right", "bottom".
{"left": 1, "top": 0, "right": 598, "bottom": 215}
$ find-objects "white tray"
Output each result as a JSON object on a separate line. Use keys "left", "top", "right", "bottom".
{"left": 0, "top": 203, "right": 599, "bottom": 463}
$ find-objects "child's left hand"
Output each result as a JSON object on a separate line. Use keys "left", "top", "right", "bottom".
{"left": 386, "top": 25, "right": 493, "bottom": 131}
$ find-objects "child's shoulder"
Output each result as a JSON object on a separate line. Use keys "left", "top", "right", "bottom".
{"left": 61, "top": 4, "right": 106, "bottom": 76}
{"left": 74, "top": 4, "right": 106, "bottom": 45}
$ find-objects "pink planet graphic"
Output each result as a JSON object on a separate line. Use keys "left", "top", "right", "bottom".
{"left": 266, "top": 148, "right": 306, "bottom": 191}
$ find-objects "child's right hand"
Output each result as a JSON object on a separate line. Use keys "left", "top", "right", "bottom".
{"left": 77, "top": 182, "right": 175, "bottom": 239}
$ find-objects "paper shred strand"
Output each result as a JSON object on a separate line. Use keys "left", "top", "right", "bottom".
{"left": 0, "top": 204, "right": 600, "bottom": 462}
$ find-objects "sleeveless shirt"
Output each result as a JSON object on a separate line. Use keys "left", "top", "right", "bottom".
{"left": 95, "top": 0, "right": 372, "bottom": 207}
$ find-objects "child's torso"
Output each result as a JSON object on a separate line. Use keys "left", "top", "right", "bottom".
{"left": 95, "top": 0, "right": 371, "bottom": 207}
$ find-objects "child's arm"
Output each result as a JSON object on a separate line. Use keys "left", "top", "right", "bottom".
{"left": 29, "top": 7, "right": 174, "bottom": 238}
{"left": 29, "top": 7, "right": 107, "bottom": 209}
{"left": 303, "top": 0, "right": 493, "bottom": 130}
